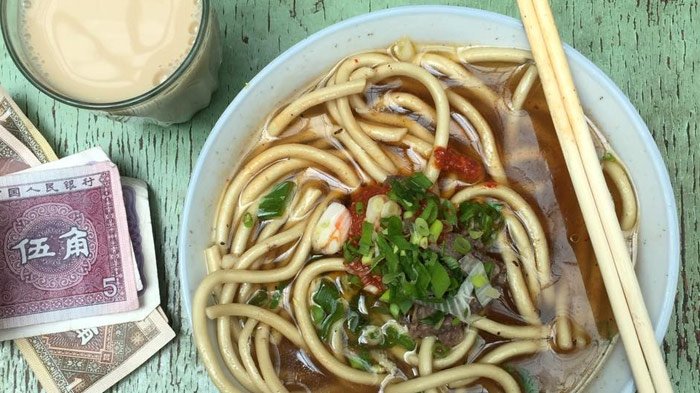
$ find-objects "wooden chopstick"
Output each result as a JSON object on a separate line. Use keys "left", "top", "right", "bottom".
{"left": 515, "top": 1, "right": 674, "bottom": 392}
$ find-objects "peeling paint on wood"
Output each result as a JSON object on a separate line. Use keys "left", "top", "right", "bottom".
{"left": 0, "top": 0, "right": 697, "bottom": 392}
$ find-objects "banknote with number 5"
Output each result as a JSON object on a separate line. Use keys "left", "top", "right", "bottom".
{"left": 0, "top": 161, "right": 138, "bottom": 332}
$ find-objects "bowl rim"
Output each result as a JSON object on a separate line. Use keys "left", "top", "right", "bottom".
{"left": 179, "top": 4, "right": 680, "bottom": 391}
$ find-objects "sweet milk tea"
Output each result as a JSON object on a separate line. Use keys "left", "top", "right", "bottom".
{"left": 17, "top": 0, "right": 220, "bottom": 123}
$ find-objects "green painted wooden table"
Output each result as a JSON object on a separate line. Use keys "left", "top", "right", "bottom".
{"left": 0, "top": 0, "right": 697, "bottom": 391}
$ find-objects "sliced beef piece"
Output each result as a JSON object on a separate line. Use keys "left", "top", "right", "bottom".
{"left": 404, "top": 305, "right": 466, "bottom": 347}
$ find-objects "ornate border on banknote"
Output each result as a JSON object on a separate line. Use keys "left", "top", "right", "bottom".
{"left": 16, "top": 308, "right": 175, "bottom": 393}
{"left": 0, "top": 93, "right": 57, "bottom": 163}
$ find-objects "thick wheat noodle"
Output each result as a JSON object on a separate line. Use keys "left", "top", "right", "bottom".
{"left": 214, "top": 144, "right": 359, "bottom": 249}
{"left": 457, "top": 47, "right": 533, "bottom": 64}
{"left": 602, "top": 159, "right": 638, "bottom": 231}
{"left": 208, "top": 304, "right": 307, "bottom": 349}
{"left": 205, "top": 245, "right": 222, "bottom": 274}
{"left": 282, "top": 188, "right": 325, "bottom": 230}
{"left": 378, "top": 91, "right": 437, "bottom": 125}
{"left": 214, "top": 225, "right": 304, "bottom": 392}
{"left": 257, "top": 187, "right": 310, "bottom": 241}
{"left": 469, "top": 317, "right": 550, "bottom": 339}
{"left": 438, "top": 173, "right": 459, "bottom": 199}
{"left": 410, "top": 43, "right": 465, "bottom": 62}
{"left": 240, "top": 159, "right": 311, "bottom": 205}
{"left": 292, "top": 258, "right": 386, "bottom": 385}
{"left": 309, "top": 137, "right": 334, "bottom": 150}
{"left": 217, "top": 318, "right": 258, "bottom": 393}
{"left": 343, "top": 80, "right": 435, "bottom": 143}
{"left": 222, "top": 195, "right": 331, "bottom": 302}
{"left": 391, "top": 39, "right": 419, "bottom": 61}
{"left": 402, "top": 328, "right": 478, "bottom": 369}
{"left": 401, "top": 134, "right": 433, "bottom": 157}
{"left": 449, "top": 339, "right": 548, "bottom": 388}
{"left": 418, "top": 336, "right": 439, "bottom": 393}
{"left": 255, "top": 324, "right": 289, "bottom": 393}
{"left": 221, "top": 223, "right": 304, "bottom": 270}
{"left": 260, "top": 187, "right": 323, "bottom": 239}
{"left": 512, "top": 64, "right": 539, "bottom": 110}
{"left": 506, "top": 215, "right": 542, "bottom": 301}
{"left": 333, "top": 54, "right": 397, "bottom": 173}
{"left": 333, "top": 128, "right": 389, "bottom": 182}
{"left": 413, "top": 53, "right": 499, "bottom": 104}
{"left": 446, "top": 91, "right": 507, "bottom": 183}
{"left": 329, "top": 319, "right": 346, "bottom": 362}
{"left": 324, "top": 92, "right": 342, "bottom": 125}
{"left": 380, "top": 145, "right": 412, "bottom": 171}
{"left": 367, "top": 62, "right": 450, "bottom": 182}
{"left": 230, "top": 204, "right": 259, "bottom": 256}
{"left": 358, "top": 121, "right": 408, "bottom": 142}
{"left": 194, "top": 200, "right": 332, "bottom": 393}
{"left": 266, "top": 79, "right": 367, "bottom": 136}
{"left": 556, "top": 283, "right": 574, "bottom": 351}
{"left": 319, "top": 147, "right": 347, "bottom": 161}
{"left": 434, "top": 328, "right": 479, "bottom": 369}
{"left": 353, "top": 101, "right": 435, "bottom": 143}
{"left": 239, "top": 319, "right": 272, "bottom": 393}
{"left": 384, "top": 364, "right": 520, "bottom": 393}
{"left": 497, "top": 230, "right": 541, "bottom": 324}
{"left": 261, "top": 128, "right": 321, "bottom": 156}
{"left": 451, "top": 184, "right": 551, "bottom": 282}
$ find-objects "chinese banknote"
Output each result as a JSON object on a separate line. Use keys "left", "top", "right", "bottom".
{"left": 0, "top": 87, "right": 174, "bottom": 393}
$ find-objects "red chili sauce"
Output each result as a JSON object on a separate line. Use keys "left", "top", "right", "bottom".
{"left": 433, "top": 146, "right": 484, "bottom": 183}
{"left": 348, "top": 184, "right": 389, "bottom": 239}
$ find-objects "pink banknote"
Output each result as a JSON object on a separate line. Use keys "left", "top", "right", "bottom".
{"left": 0, "top": 161, "right": 138, "bottom": 330}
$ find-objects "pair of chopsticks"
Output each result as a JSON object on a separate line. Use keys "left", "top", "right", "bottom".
{"left": 515, "top": 1, "right": 673, "bottom": 392}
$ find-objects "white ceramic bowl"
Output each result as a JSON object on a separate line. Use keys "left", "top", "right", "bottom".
{"left": 179, "top": 6, "right": 679, "bottom": 392}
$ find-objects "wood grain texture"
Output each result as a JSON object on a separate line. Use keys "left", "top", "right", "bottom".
{"left": 0, "top": 0, "right": 697, "bottom": 392}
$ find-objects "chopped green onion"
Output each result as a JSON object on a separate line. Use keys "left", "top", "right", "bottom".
{"left": 355, "top": 202, "right": 365, "bottom": 214}
{"left": 420, "top": 310, "right": 445, "bottom": 329}
{"left": 430, "top": 263, "right": 450, "bottom": 298}
{"left": 247, "top": 290, "right": 269, "bottom": 307}
{"left": 602, "top": 152, "right": 616, "bottom": 162}
{"left": 443, "top": 256, "right": 460, "bottom": 271}
{"left": 359, "top": 325, "right": 384, "bottom": 346}
{"left": 347, "top": 350, "right": 374, "bottom": 371}
{"left": 358, "top": 222, "right": 375, "bottom": 256}
{"left": 432, "top": 341, "right": 451, "bottom": 359}
{"left": 312, "top": 280, "right": 345, "bottom": 340}
{"left": 454, "top": 236, "right": 472, "bottom": 255}
{"left": 311, "top": 304, "right": 325, "bottom": 324}
{"left": 414, "top": 217, "right": 430, "bottom": 237}
{"left": 270, "top": 288, "right": 284, "bottom": 308}
{"left": 429, "top": 220, "right": 443, "bottom": 242}
{"left": 484, "top": 261, "right": 495, "bottom": 277}
{"left": 379, "top": 289, "right": 392, "bottom": 302}
{"left": 469, "top": 273, "right": 489, "bottom": 288}
{"left": 257, "top": 181, "right": 295, "bottom": 220}
{"left": 243, "top": 212, "right": 254, "bottom": 228}
{"left": 389, "top": 303, "right": 400, "bottom": 319}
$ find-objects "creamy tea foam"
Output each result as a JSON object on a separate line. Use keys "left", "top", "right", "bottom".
{"left": 19, "top": 0, "right": 202, "bottom": 103}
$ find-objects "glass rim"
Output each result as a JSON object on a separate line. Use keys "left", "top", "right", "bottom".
{"left": 0, "top": 0, "right": 211, "bottom": 110}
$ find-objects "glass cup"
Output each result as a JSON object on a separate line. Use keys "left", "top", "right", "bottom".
{"left": 0, "top": 0, "right": 222, "bottom": 125}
